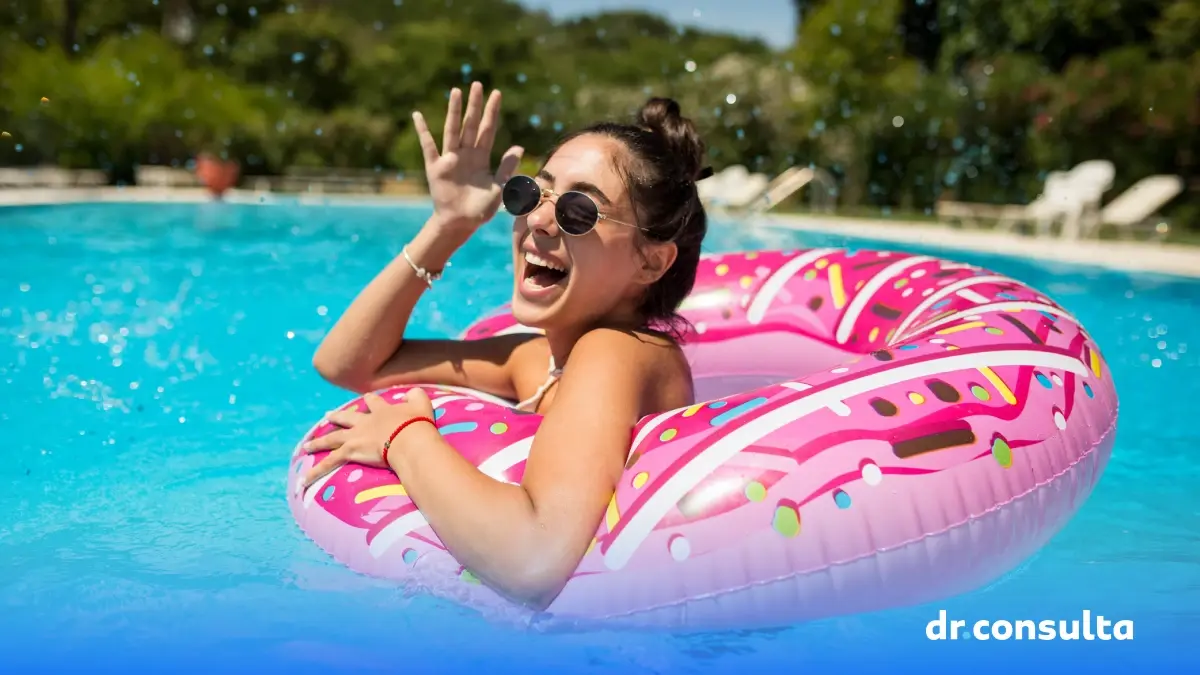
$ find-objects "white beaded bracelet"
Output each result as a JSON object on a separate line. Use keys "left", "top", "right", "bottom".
{"left": 402, "top": 246, "right": 448, "bottom": 288}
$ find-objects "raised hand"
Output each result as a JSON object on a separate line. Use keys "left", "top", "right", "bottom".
{"left": 412, "top": 82, "right": 524, "bottom": 236}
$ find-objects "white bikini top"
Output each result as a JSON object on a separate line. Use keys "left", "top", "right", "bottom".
{"left": 514, "top": 356, "right": 563, "bottom": 413}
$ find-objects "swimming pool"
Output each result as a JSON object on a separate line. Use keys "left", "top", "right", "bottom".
{"left": 1, "top": 202, "right": 1196, "bottom": 674}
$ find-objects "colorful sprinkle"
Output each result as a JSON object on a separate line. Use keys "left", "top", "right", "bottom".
{"left": 868, "top": 326, "right": 880, "bottom": 343}
{"left": 869, "top": 397, "right": 898, "bottom": 416}
{"left": 898, "top": 344, "right": 919, "bottom": 350}
{"left": 907, "top": 392, "right": 926, "bottom": 404}
{"left": 347, "top": 469, "right": 363, "bottom": 483}
{"left": 815, "top": 259, "right": 829, "bottom": 269}
{"left": 977, "top": 366, "right": 1017, "bottom": 404}
{"left": 803, "top": 269, "right": 817, "bottom": 281}
{"left": 1035, "top": 372, "right": 1052, "bottom": 388}
{"left": 894, "top": 278, "right": 909, "bottom": 289}
{"left": 434, "top": 407, "right": 447, "bottom": 420}
{"left": 321, "top": 485, "right": 336, "bottom": 501}
{"left": 489, "top": 422, "right": 508, "bottom": 434}
{"left": 711, "top": 397, "right": 769, "bottom": 426}
{"left": 772, "top": 503, "right": 801, "bottom": 537}
{"left": 970, "top": 384, "right": 991, "bottom": 401}
{"left": 1089, "top": 349, "right": 1102, "bottom": 378}
{"left": 354, "top": 484, "right": 407, "bottom": 503}
{"left": 739, "top": 275, "right": 754, "bottom": 289}
{"left": 984, "top": 327, "right": 1004, "bottom": 335}
{"left": 1053, "top": 409, "right": 1067, "bottom": 430}
{"left": 861, "top": 461, "right": 883, "bottom": 486}
{"left": 632, "top": 472, "right": 649, "bottom": 488}
{"left": 745, "top": 251, "right": 758, "bottom": 259}
{"left": 937, "top": 321, "right": 987, "bottom": 335}
{"left": 927, "top": 379, "right": 960, "bottom": 402}
{"left": 659, "top": 428, "right": 678, "bottom": 442}
{"left": 460, "top": 569, "right": 480, "bottom": 584}
{"left": 439, "top": 421, "right": 478, "bottom": 435}
{"left": 668, "top": 534, "right": 691, "bottom": 561}
{"left": 465, "top": 402, "right": 484, "bottom": 412}
{"left": 682, "top": 403, "right": 704, "bottom": 417}
{"left": 402, "top": 548, "right": 418, "bottom": 565}
{"left": 833, "top": 490, "right": 852, "bottom": 509}
{"left": 991, "top": 436, "right": 1013, "bottom": 468}
{"left": 1052, "top": 373, "right": 1063, "bottom": 386}
{"left": 1083, "top": 382, "right": 1094, "bottom": 398}
{"left": 707, "top": 400, "right": 728, "bottom": 409}
{"left": 605, "top": 495, "right": 621, "bottom": 531}
{"left": 911, "top": 269, "right": 927, "bottom": 279}
{"left": 828, "top": 264, "right": 847, "bottom": 309}
{"left": 745, "top": 481, "right": 767, "bottom": 502}
{"left": 715, "top": 263, "right": 730, "bottom": 276}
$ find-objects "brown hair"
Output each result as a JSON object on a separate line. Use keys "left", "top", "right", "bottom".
{"left": 549, "top": 97, "right": 709, "bottom": 340}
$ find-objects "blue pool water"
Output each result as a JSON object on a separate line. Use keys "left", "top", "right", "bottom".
{"left": 1, "top": 202, "right": 1197, "bottom": 673}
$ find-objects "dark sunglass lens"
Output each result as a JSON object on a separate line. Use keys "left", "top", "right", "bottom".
{"left": 502, "top": 176, "right": 541, "bottom": 216}
{"left": 555, "top": 192, "right": 599, "bottom": 235}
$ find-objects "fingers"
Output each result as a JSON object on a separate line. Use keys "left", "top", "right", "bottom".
{"left": 303, "top": 429, "right": 348, "bottom": 453}
{"left": 411, "top": 112, "right": 439, "bottom": 166}
{"left": 442, "top": 87, "right": 463, "bottom": 154}
{"left": 326, "top": 409, "right": 365, "bottom": 428}
{"left": 494, "top": 145, "right": 525, "bottom": 185}
{"left": 362, "top": 392, "right": 388, "bottom": 414}
{"left": 459, "top": 82, "right": 485, "bottom": 150}
{"left": 474, "top": 89, "right": 502, "bottom": 152}
{"left": 406, "top": 386, "right": 429, "bottom": 405}
{"left": 304, "top": 451, "right": 346, "bottom": 489}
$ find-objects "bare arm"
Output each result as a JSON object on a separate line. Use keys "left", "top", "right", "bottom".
{"left": 311, "top": 217, "right": 522, "bottom": 398}
{"left": 387, "top": 329, "right": 652, "bottom": 608}
{"left": 311, "top": 82, "right": 524, "bottom": 396}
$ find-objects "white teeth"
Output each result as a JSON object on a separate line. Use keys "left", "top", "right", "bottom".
{"left": 524, "top": 251, "right": 566, "bottom": 273}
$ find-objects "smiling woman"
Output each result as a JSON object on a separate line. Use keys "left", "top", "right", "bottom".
{"left": 304, "top": 82, "right": 710, "bottom": 609}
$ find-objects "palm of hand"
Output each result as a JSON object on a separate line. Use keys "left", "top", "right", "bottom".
{"left": 413, "top": 83, "right": 524, "bottom": 231}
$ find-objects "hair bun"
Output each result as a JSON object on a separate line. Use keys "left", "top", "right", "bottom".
{"left": 636, "top": 97, "right": 706, "bottom": 182}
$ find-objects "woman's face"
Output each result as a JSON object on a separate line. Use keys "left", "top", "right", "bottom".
{"left": 509, "top": 134, "right": 667, "bottom": 333}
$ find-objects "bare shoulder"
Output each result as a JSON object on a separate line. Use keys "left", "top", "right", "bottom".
{"left": 567, "top": 327, "right": 694, "bottom": 414}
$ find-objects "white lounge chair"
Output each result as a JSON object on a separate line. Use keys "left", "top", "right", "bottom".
{"left": 1050, "top": 160, "right": 1116, "bottom": 239}
{"left": 699, "top": 165, "right": 772, "bottom": 210}
{"left": 936, "top": 159, "right": 1116, "bottom": 239}
{"left": 1081, "top": 174, "right": 1184, "bottom": 240}
{"left": 746, "top": 166, "right": 837, "bottom": 214}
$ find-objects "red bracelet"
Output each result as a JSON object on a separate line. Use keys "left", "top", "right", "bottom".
{"left": 382, "top": 416, "right": 436, "bottom": 466}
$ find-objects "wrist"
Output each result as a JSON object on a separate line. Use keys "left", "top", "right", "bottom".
{"left": 403, "top": 220, "right": 468, "bottom": 272}
{"left": 383, "top": 417, "right": 439, "bottom": 472}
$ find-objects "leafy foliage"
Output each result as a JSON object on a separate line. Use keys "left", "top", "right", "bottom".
{"left": 0, "top": 0, "right": 1195, "bottom": 228}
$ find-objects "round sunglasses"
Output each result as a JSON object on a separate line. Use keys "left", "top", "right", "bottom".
{"left": 502, "top": 174, "right": 643, "bottom": 236}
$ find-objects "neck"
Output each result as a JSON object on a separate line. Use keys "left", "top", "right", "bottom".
{"left": 543, "top": 309, "right": 645, "bottom": 368}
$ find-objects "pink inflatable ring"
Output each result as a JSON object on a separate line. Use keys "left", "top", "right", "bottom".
{"left": 289, "top": 247, "right": 1117, "bottom": 631}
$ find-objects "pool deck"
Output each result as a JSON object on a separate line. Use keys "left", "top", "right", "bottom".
{"left": 3, "top": 186, "right": 1198, "bottom": 279}
{"left": 756, "top": 213, "right": 1200, "bottom": 280}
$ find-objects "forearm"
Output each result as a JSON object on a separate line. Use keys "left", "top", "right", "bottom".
{"left": 313, "top": 216, "right": 470, "bottom": 387}
{"left": 388, "top": 424, "right": 565, "bottom": 608}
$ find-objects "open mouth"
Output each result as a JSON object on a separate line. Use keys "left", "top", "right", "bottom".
{"left": 522, "top": 250, "right": 570, "bottom": 289}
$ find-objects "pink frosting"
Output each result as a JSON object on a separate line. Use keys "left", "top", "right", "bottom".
{"left": 289, "top": 248, "right": 1116, "bottom": 630}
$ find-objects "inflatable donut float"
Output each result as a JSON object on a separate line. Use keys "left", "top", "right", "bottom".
{"left": 289, "top": 247, "right": 1117, "bottom": 631}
